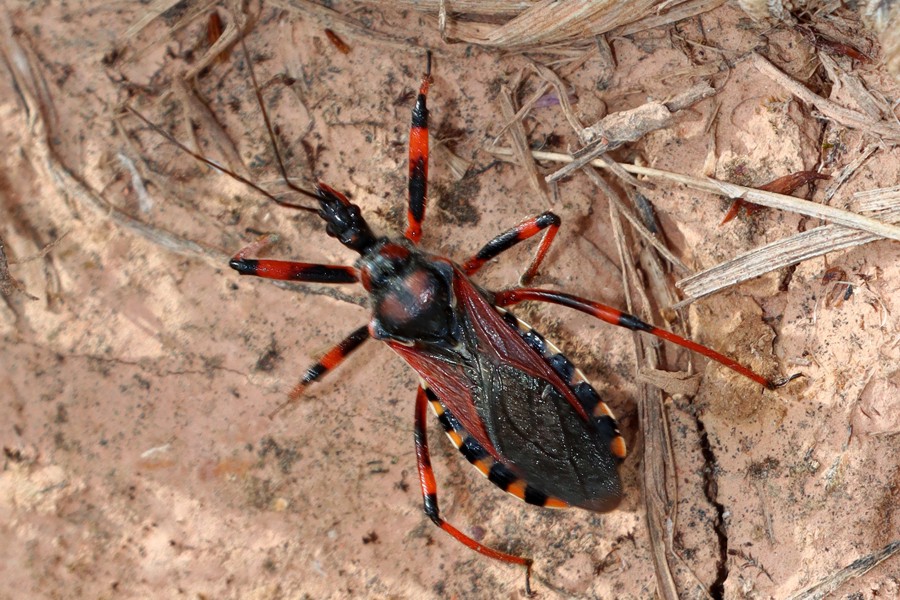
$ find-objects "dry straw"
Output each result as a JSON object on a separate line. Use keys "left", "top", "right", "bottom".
{"left": 359, "top": 0, "right": 900, "bottom": 81}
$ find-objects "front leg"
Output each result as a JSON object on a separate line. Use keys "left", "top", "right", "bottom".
{"left": 229, "top": 234, "right": 358, "bottom": 283}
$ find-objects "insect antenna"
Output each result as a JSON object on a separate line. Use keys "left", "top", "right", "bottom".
{"left": 238, "top": 34, "right": 321, "bottom": 207}
{"left": 126, "top": 106, "right": 317, "bottom": 213}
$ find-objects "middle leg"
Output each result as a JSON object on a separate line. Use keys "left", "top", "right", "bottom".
{"left": 462, "top": 211, "right": 561, "bottom": 285}
{"left": 268, "top": 325, "right": 370, "bottom": 417}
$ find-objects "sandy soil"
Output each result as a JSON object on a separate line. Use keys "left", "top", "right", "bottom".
{"left": 2, "top": 2, "right": 899, "bottom": 599}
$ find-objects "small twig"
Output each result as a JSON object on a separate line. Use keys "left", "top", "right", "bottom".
{"left": 599, "top": 154, "right": 654, "bottom": 191}
{"left": 10, "top": 230, "right": 70, "bottom": 265}
{"left": 545, "top": 82, "right": 717, "bottom": 183}
{"left": 526, "top": 59, "right": 583, "bottom": 135}
{"left": 271, "top": 0, "right": 423, "bottom": 53}
{"left": 817, "top": 53, "right": 887, "bottom": 120}
{"left": 823, "top": 143, "right": 878, "bottom": 203}
{"left": 583, "top": 166, "right": 690, "bottom": 273}
{"left": 605, "top": 179, "right": 680, "bottom": 600}
{"left": 492, "top": 46, "right": 597, "bottom": 143}
{"left": 184, "top": 0, "right": 247, "bottom": 80}
{"left": 124, "top": 0, "right": 193, "bottom": 39}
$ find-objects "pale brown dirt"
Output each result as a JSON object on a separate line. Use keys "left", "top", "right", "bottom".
{"left": 2, "top": 2, "right": 899, "bottom": 599}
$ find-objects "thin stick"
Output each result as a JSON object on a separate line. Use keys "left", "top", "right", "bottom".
{"left": 492, "top": 46, "right": 596, "bottom": 142}
{"left": 784, "top": 540, "right": 900, "bottom": 600}
{"left": 488, "top": 147, "right": 900, "bottom": 242}
{"left": 583, "top": 166, "right": 690, "bottom": 273}
{"left": 545, "top": 83, "right": 717, "bottom": 183}
{"left": 607, "top": 190, "right": 680, "bottom": 600}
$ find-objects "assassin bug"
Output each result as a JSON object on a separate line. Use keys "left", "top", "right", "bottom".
{"left": 132, "top": 38, "right": 794, "bottom": 593}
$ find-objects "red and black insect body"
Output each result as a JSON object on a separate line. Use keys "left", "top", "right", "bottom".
{"left": 215, "top": 50, "right": 792, "bottom": 592}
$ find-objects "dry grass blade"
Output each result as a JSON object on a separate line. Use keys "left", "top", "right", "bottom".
{"left": 641, "top": 380, "right": 680, "bottom": 600}
{"left": 527, "top": 59, "right": 584, "bottom": 134}
{"left": 488, "top": 147, "right": 900, "bottom": 242}
{"left": 675, "top": 186, "right": 900, "bottom": 304}
{"left": 856, "top": 184, "right": 900, "bottom": 208}
{"left": 613, "top": 0, "right": 727, "bottom": 36}
{"left": 603, "top": 176, "right": 680, "bottom": 600}
{"left": 432, "top": 137, "right": 471, "bottom": 181}
{"left": 356, "top": 0, "right": 533, "bottom": 17}
{"left": 784, "top": 540, "right": 900, "bottom": 600}
{"left": 442, "top": 0, "right": 660, "bottom": 48}
{"left": 124, "top": 0, "right": 191, "bottom": 39}
{"left": 490, "top": 147, "right": 900, "bottom": 305}
{"left": 362, "top": 0, "right": 732, "bottom": 48}
{"left": 583, "top": 166, "right": 690, "bottom": 273}
{"left": 492, "top": 46, "right": 597, "bottom": 143}
{"left": 674, "top": 202, "right": 900, "bottom": 307}
{"left": 823, "top": 143, "right": 879, "bottom": 203}
{"left": 681, "top": 177, "right": 900, "bottom": 242}
{"left": 182, "top": 0, "right": 248, "bottom": 81}
{"left": 494, "top": 148, "right": 900, "bottom": 241}
{"left": 818, "top": 53, "right": 889, "bottom": 120}
{"left": 122, "top": 0, "right": 219, "bottom": 66}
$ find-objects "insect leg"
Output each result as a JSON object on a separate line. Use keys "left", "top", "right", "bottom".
{"left": 493, "top": 288, "right": 798, "bottom": 390}
{"left": 413, "top": 386, "right": 533, "bottom": 593}
{"left": 462, "top": 211, "right": 560, "bottom": 284}
{"left": 289, "top": 325, "right": 369, "bottom": 397}
{"left": 404, "top": 52, "right": 433, "bottom": 245}
{"left": 267, "top": 325, "right": 370, "bottom": 418}
{"left": 229, "top": 235, "right": 358, "bottom": 283}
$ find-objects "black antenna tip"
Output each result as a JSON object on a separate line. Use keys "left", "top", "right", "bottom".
{"left": 425, "top": 50, "right": 432, "bottom": 76}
